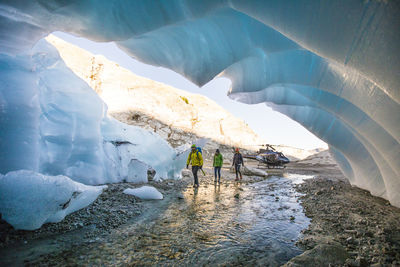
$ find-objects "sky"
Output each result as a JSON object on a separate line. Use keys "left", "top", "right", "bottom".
{"left": 53, "top": 32, "right": 327, "bottom": 150}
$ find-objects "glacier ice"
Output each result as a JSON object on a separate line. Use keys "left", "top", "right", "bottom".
{"left": 123, "top": 186, "right": 163, "bottom": 200}
{"left": 0, "top": 38, "right": 185, "bottom": 185}
{"left": 0, "top": 170, "right": 106, "bottom": 230}
{"left": 101, "top": 116, "right": 187, "bottom": 183}
{"left": 0, "top": 24, "right": 187, "bottom": 228}
{"left": 0, "top": 0, "right": 399, "bottom": 212}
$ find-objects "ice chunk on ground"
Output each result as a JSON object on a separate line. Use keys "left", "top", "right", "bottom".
{"left": 243, "top": 166, "right": 269, "bottom": 177}
{"left": 0, "top": 170, "right": 106, "bottom": 230}
{"left": 101, "top": 116, "right": 185, "bottom": 182}
{"left": 127, "top": 159, "right": 149, "bottom": 183}
{"left": 123, "top": 186, "right": 163, "bottom": 200}
{"left": 229, "top": 166, "right": 269, "bottom": 177}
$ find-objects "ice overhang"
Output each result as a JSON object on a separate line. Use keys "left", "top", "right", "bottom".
{"left": 0, "top": 0, "right": 399, "bottom": 206}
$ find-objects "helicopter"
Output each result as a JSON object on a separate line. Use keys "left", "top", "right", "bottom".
{"left": 243, "top": 144, "right": 290, "bottom": 169}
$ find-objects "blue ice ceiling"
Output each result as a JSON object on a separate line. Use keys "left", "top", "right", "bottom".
{"left": 0, "top": 1, "right": 399, "bottom": 206}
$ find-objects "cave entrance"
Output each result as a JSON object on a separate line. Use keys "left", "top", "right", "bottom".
{"left": 50, "top": 31, "right": 327, "bottom": 153}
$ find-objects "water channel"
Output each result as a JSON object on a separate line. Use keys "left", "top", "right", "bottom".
{"left": 28, "top": 174, "right": 312, "bottom": 266}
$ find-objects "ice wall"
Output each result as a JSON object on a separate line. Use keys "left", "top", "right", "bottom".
{"left": 0, "top": 38, "right": 184, "bottom": 185}
{"left": 0, "top": 1, "right": 399, "bottom": 206}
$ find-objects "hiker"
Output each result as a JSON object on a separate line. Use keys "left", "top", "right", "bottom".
{"left": 232, "top": 148, "right": 244, "bottom": 180}
{"left": 213, "top": 149, "right": 223, "bottom": 183}
{"left": 187, "top": 144, "right": 203, "bottom": 187}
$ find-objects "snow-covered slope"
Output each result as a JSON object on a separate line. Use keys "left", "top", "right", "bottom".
{"left": 0, "top": 1, "right": 399, "bottom": 208}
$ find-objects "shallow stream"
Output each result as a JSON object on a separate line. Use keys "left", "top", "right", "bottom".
{"left": 1, "top": 174, "right": 312, "bottom": 266}
{"left": 54, "top": 175, "right": 310, "bottom": 266}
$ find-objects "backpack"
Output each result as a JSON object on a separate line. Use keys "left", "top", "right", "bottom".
{"left": 190, "top": 147, "right": 202, "bottom": 159}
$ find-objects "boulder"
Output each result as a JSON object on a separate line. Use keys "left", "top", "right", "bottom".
{"left": 284, "top": 241, "right": 349, "bottom": 267}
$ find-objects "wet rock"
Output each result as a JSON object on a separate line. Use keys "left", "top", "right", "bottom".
{"left": 147, "top": 168, "right": 156, "bottom": 181}
{"left": 345, "top": 258, "right": 358, "bottom": 266}
{"left": 284, "top": 242, "right": 349, "bottom": 266}
{"left": 355, "top": 256, "right": 368, "bottom": 267}
{"left": 181, "top": 169, "right": 192, "bottom": 177}
{"left": 315, "top": 190, "right": 323, "bottom": 195}
{"left": 345, "top": 256, "right": 370, "bottom": 267}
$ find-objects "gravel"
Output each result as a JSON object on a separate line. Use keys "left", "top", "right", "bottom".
{"left": 290, "top": 172, "right": 400, "bottom": 266}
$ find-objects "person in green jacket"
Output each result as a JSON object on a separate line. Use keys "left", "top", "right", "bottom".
{"left": 187, "top": 144, "right": 203, "bottom": 187}
{"left": 213, "top": 149, "right": 223, "bottom": 183}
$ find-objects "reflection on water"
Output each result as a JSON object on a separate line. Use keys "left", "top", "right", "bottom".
{"left": 53, "top": 175, "right": 311, "bottom": 266}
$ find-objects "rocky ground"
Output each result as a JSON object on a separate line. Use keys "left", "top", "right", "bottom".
{"left": 0, "top": 178, "right": 191, "bottom": 266}
{"left": 0, "top": 179, "right": 186, "bottom": 250}
{"left": 285, "top": 159, "right": 400, "bottom": 267}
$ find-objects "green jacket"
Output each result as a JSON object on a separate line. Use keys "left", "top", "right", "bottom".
{"left": 213, "top": 153, "right": 223, "bottom": 167}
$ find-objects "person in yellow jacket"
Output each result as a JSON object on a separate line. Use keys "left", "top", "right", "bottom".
{"left": 186, "top": 144, "right": 203, "bottom": 187}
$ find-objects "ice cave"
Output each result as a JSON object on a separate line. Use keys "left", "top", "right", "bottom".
{"left": 0, "top": 0, "right": 399, "bottom": 232}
